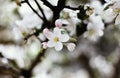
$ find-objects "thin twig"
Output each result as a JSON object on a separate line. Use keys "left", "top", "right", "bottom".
{"left": 65, "top": 6, "right": 79, "bottom": 10}
{"left": 24, "top": 0, "right": 44, "bottom": 20}
{"left": 50, "top": 0, "right": 66, "bottom": 26}
{"left": 34, "top": 0, "right": 47, "bottom": 22}
{"left": 20, "top": 49, "right": 46, "bottom": 78}
{"left": 40, "top": 0, "right": 55, "bottom": 11}
{"left": 29, "top": 49, "right": 46, "bottom": 72}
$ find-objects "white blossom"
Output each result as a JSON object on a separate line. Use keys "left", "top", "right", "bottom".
{"left": 60, "top": 9, "right": 80, "bottom": 35}
{"left": 104, "top": 0, "right": 120, "bottom": 25}
{"left": 90, "top": 0, "right": 103, "bottom": 15}
{"left": 84, "top": 15, "right": 104, "bottom": 41}
{"left": 43, "top": 27, "right": 70, "bottom": 51}
{"left": 90, "top": 56, "right": 114, "bottom": 76}
{"left": 102, "top": 8, "right": 116, "bottom": 23}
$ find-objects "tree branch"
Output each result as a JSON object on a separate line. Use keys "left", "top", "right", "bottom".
{"left": 34, "top": 0, "right": 47, "bottom": 22}
{"left": 0, "top": 65, "right": 20, "bottom": 77}
{"left": 24, "top": 20, "right": 50, "bottom": 41}
{"left": 65, "top": 6, "right": 79, "bottom": 10}
{"left": 40, "top": 0, "right": 55, "bottom": 11}
{"left": 112, "top": 58, "right": 120, "bottom": 78}
{"left": 78, "top": 54, "right": 95, "bottom": 78}
{"left": 23, "top": 0, "right": 44, "bottom": 20}
{"left": 21, "top": 48, "right": 46, "bottom": 78}
{"left": 29, "top": 49, "right": 46, "bottom": 72}
{"left": 50, "top": 0, "right": 66, "bottom": 26}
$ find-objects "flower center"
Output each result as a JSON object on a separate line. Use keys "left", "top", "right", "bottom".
{"left": 89, "top": 29, "right": 95, "bottom": 36}
{"left": 114, "top": 8, "right": 120, "bottom": 13}
{"left": 54, "top": 37, "right": 59, "bottom": 42}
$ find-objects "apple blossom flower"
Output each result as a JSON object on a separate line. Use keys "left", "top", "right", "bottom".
{"left": 67, "top": 43, "right": 76, "bottom": 52}
{"left": 104, "top": 0, "right": 120, "bottom": 25}
{"left": 59, "top": 9, "right": 80, "bottom": 36}
{"left": 43, "top": 27, "right": 70, "bottom": 51}
{"left": 83, "top": 15, "right": 104, "bottom": 41}
{"left": 90, "top": 0, "right": 103, "bottom": 15}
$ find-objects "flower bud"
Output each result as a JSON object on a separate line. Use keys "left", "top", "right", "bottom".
{"left": 67, "top": 43, "right": 76, "bottom": 52}
{"left": 42, "top": 42, "right": 47, "bottom": 49}
{"left": 55, "top": 19, "right": 62, "bottom": 28}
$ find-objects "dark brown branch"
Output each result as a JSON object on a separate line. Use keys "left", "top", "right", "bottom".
{"left": 24, "top": 0, "right": 44, "bottom": 20}
{"left": 50, "top": 0, "right": 66, "bottom": 26}
{"left": 24, "top": 0, "right": 66, "bottom": 40}
{"left": 78, "top": 54, "right": 95, "bottom": 78}
{"left": 40, "top": 0, "right": 55, "bottom": 11}
{"left": 65, "top": 6, "right": 79, "bottom": 10}
{"left": 21, "top": 1, "right": 26, "bottom": 4}
{"left": 29, "top": 49, "right": 46, "bottom": 71}
{"left": 0, "top": 65, "right": 20, "bottom": 77}
{"left": 24, "top": 21, "right": 50, "bottom": 40}
{"left": 112, "top": 58, "right": 120, "bottom": 78}
{"left": 34, "top": 0, "right": 47, "bottom": 22}
{"left": 21, "top": 49, "right": 46, "bottom": 78}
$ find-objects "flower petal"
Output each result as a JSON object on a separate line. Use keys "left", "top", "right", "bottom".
{"left": 97, "top": 30, "right": 104, "bottom": 36}
{"left": 55, "top": 42, "right": 63, "bottom": 51}
{"left": 47, "top": 41, "right": 56, "bottom": 47}
{"left": 55, "top": 19, "right": 62, "bottom": 28}
{"left": 83, "top": 32, "right": 89, "bottom": 38}
{"left": 59, "top": 34, "right": 70, "bottom": 42}
{"left": 53, "top": 27, "right": 61, "bottom": 37}
{"left": 43, "top": 28, "right": 53, "bottom": 40}
{"left": 87, "top": 23, "right": 94, "bottom": 30}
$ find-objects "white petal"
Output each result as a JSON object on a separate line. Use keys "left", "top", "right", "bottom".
{"left": 84, "top": 31, "right": 97, "bottom": 41}
{"left": 97, "top": 30, "right": 104, "bottom": 36}
{"left": 83, "top": 32, "right": 89, "bottom": 38}
{"left": 55, "top": 19, "right": 62, "bottom": 27}
{"left": 47, "top": 41, "right": 56, "bottom": 47}
{"left": 38, "top": 33, "right": 46, "bottom": 41}
{"left": 87, "top": 23, "right": 94, "bottom": 30}
{"left": 59, "top": 34, "right": 70, "bottom": 42}
{"left": 105, "top": 0, "right": 111, "bottom": 2}
{"left": 98, "top": 22, "right": 104, "bottom": 30}
{"left": 55, "top": 42, "right": 63, "bottom": 51}
{"left": 43, "top": 28, "right": 53, "bottom": 40}
{"left": 53, "top": 27, "right": 61, "bottom": 36}
{"left": 88, "top": 35, "right": 98, "bottom": 41}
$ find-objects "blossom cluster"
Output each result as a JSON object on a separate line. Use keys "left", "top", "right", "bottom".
{"left": 1, "top": 0, "right": 120, "bottom": 78}
{"left": 42, "top": 26, "right": 76, "bottom": 51}
{"left": 14, "top": 0, "right": 120, "bottom": 52}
